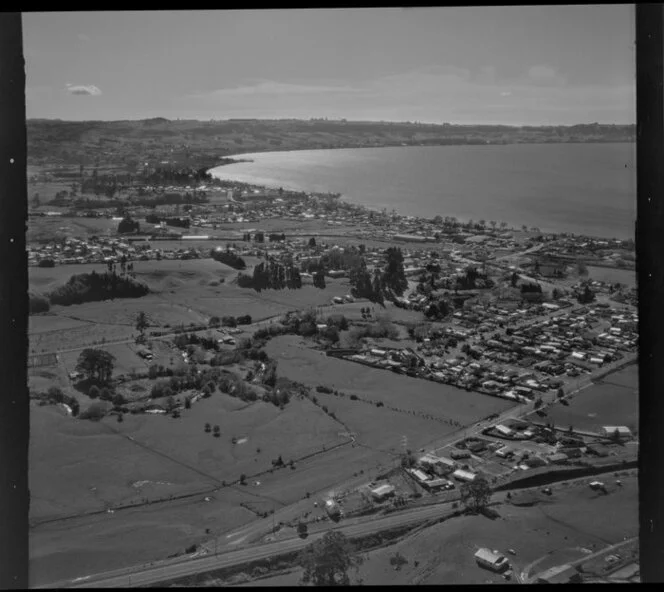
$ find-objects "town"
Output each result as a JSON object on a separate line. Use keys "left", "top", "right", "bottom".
{"left": 27, "top": 160, "right": 638, "bottom": 588}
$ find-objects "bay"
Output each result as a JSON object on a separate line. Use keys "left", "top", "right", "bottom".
{"left": 210, "top": 143, "right": 636, "bottom": 240}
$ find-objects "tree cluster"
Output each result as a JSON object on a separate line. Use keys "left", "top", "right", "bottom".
{"left": 36, "top": 386, "right": 80, "bottom": 416}
{"left": 237, "top": 261, "right": 303, "bottom": 291}
{"left": 75, "top": 348, "right": 116, "bottom": 384}
{"left": 145, "top": 214, "right": 190, "bottom": 228}
{"left": 48, "top": 271, "right": 150, "bottom": 306}
{"left": 210, "top": 248, "right": 246, "bottom": 269}
{"left": 117, "top": 216, "right": 140, "bottom": 234}
{"left": 298, "top": 531, "right": 364, "bottom": 586}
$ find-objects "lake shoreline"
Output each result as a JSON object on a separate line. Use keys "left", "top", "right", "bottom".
{"left": 209, "top": 143, "right": 635, "bottom": 241}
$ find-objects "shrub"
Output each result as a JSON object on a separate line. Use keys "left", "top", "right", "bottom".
{"left": 38, "top": 258, "right": 55, "bottom": 268}
{"left": 350, "top": 394, "right": 359, "bottom": 401}
{"left": 29, "top": 291, "right": 50, "bottom": 314}
{"left": 80, "top": 402, "right": 107, "bottom": 421}
{"left": 88, "top": 385, "right": 100, "bottom": 399}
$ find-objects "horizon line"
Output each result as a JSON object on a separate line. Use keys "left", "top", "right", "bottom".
{"left": 26, "top": 117, "right": 636, "bottom": 128}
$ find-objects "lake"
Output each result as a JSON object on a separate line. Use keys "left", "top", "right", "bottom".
{"left": 210, "top": 143, "right": 636, "bottom": 240}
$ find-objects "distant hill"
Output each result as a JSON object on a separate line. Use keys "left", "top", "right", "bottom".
{"left": 27, "top": 118, "right": 636, "bottom": 170}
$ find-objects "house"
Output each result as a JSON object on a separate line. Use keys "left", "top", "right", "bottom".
{"left": 450, "top": 449, "right": 472, "bottom": 460}
{"left": 370, "top": 484, "right": 396, "bottom": 502}
{"left": 424, "top": 478, "right": 454, "bottom": 491}
{"left": 600, "top": 426, "right": 632, "bottom": 440}
{"left": 495, "top": 445, "right": 515, "bottom": 458}
{"left": 474, "top": 548, "right": 510, "bottom": 573}
{"left": 535, "top": 564, "right": 582, "bottom": 584}
{"left": 494, "top": 424, "right": 514, "bottom": 438}
{"left": 452, "top": 469, "right": 477, "bottom": 482}
{"left": 409, "top": 468, "right": 431, "bottom": 483}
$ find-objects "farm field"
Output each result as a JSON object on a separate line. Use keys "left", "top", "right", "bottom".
{"left": 28, "top": 313, "right": 92, "bottom": 335}
{"left": 107, "top": 393, "right": 344, "bottom": 485}
{"left": 264, "top": 335, "right": 514, "bottom": 426}
{"left": 174, "top": 280, "right": 352, "bottom": 322}
{"left": 538, "top": 364, "right": 638, "bottom": 434}
{"left": 29, "top": 406, "right": 216, "bottom": 523}
{"left": 29, "top": 487, "right": 257, "bottom": 587}
{"left": 30, "top": 392, "right": 345, "bottom": 519}
{"left": 308, "top": 390, "right": 466, "bottom": 453}
{"left": 29, "top": 393, "right": 352, "bottom": 583}
{"left": 230, "top": 471, "right": 638, "bottom": 587}
{"left": 28, "top": 215, "right": 119, "bottom": 243}
{"left": 28, "top": 366, "right": 71, "bottom": 397}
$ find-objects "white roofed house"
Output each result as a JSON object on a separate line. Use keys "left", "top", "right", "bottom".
{"left": 370, "top": 484, "right": 396, "bottom": 502}
{"left": 600, "top": 426, "right": 633, "bottom": 440}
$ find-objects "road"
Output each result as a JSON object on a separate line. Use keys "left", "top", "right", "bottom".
{"left": 41, "top": 464, "right": 638, "bottom": 589}
{"left": 43, "top": 501, "right": 459, "bottom": 589}
{"left": 523, "top": 536, "right": 638, "bottom": 583}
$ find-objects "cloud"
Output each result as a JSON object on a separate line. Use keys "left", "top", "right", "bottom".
{"left": 189, "top": 80, "right": 360, "bottom": 100}
{"left": 181, "top": 64, "right": 633, "bottom": 125}
{"left": 526, "top": 65, "right": 566, "bottom": 87}
{"left": 66, "top": 84, "right": 102, "bottom": 96}
{"left": 77, "top": 33, "right": 91, "bottom": 42}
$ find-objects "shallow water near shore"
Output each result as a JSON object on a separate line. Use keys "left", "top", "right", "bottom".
{"left": 210, "top": 143, "right": 635, "bottom": 240}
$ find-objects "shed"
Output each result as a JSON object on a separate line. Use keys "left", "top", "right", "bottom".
{"left": 536, "top": 564, "right": 582, "bottom": 584}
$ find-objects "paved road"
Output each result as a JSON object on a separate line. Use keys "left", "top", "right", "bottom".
{"left": 44, "top": 501, "right": 459, "bottom": 588}
{"left": 40, "top": 463, "right": 637, "bottom": 589}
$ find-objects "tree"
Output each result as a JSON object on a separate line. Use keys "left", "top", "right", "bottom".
{"left": 382, "top": 247, "right": 408, "bottom": 296}
{"left": 88, "top": 385, "right": 100, "bottom": 399}
{"left": 136, "top": 311, "right": 149, "bottom": 335}
{"left": 459, "top": 475, "right": 491, "bottom": 514}
{"left": 313, "top": 269, "right": 326, "bottom": 289}
{"left": 118, "top": 216, "right": 140, "bottom": 234}
{"left": 32, "top": 192, "right": 40, "bottom": 209}
{"left": 577, "top": 261, "right": 588, "bottom": 277}
{"left": 75, "top": 348, "right": 116, "bottom": 384}
{"left": 299, "top": 530, "right": 364, "bottom": 586}
{"left": 308, "top": 237, "right": 316, "bottom": 247}
{"left": 47, "top": 386, "right": 65, "bottom": 403}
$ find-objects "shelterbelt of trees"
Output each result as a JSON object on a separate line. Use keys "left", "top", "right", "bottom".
{"left": 29, "top": 268, "right": 149, "bottom": 313}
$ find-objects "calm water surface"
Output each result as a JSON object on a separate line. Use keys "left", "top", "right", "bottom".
{"left": 210, "top": 143, "right": 635, "bottom": 240}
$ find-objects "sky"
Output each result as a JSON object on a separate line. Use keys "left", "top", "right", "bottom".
{"left": 23, "top": 6, "right": 636, "bottom": 125}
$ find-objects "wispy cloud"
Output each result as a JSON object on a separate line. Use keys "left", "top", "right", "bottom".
{"left": 66, "top": 84, "right": 102, "bottom": 96}
{"left": 188, "top": 80, "right": 360, "bottom": 100}
{"left": 181, "top": 64, "right": 633, "bottom": 125}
